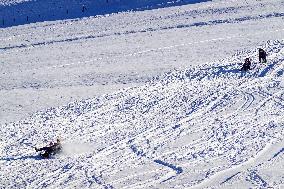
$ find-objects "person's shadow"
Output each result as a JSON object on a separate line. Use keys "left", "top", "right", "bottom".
{"left": 0, "top": 155, "right": 43, "bottom": 161}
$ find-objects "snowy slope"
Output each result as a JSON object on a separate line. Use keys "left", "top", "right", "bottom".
{"left": 1, "top": 0, "right": 284, "bottom": 124}
{"left": 1, "top": 40, "right": 284, "bottom": 188}
{"left": 1, "top": 0, "right": 284, "bottom": 188}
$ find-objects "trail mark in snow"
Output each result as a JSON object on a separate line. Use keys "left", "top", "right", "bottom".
{"left": 270, "top": 147, "right": 284, "bottom": 160}
{"left": 220, "top": 172, "right": 241, "bottom": 184}
{"left": 154, "top": 159, "right": 183, "bottom": 182}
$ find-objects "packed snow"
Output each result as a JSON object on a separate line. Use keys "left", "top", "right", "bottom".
{"left": 1, "top": 0, "right": 284, "bottom": 188}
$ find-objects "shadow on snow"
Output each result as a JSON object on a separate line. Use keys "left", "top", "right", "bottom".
{"left": 0, "top": 155, "right": 43, "bottom": 161}
{"left": 0, "top": 0, "right": 210, "bottom": 28}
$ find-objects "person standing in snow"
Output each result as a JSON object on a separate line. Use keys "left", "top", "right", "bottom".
{"left": 258, "top": 48, "right": 267, "bottom": 63}
{"left": 241, "top": 58, "right": 251, "bottom": 71}
{"left": 82, "top": 5, "right": 87, "bottom": 12}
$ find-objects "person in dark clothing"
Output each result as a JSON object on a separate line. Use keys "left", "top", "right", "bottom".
{"left": 241, "top": 58, "right": 251, "bottom": 71}
{"left": 35, "top": 138, "right": 62, "bottom": 158}
{"left": 82, "top": 5, "right": 87, "bottom": 12}
{"left": 259, "top": 48, "right": 267, "bottom": 63}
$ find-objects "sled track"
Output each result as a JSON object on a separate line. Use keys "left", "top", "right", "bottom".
{"left": 191, "top": 138, "right": 284, "bottom": 189}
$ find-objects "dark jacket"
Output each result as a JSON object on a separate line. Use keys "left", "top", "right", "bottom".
{"left": 259, "top": 49, "right": 266, "bottom": 58}
{"left": 35, "top": 141, "right": 62, "bottom": 155}
{"left": 241, "top": 58, "right": 251, "bottom": 71}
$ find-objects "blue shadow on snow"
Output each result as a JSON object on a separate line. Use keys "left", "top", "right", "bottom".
{"left": 0, "top": 0, "right": 210, "bottom": 28}
{"left": 0, "top": 155, "right": 43, "bottom": 161}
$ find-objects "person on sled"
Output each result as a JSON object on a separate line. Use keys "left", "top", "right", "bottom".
{"left": 35, "top": 138, "right": 62, "bottom": 158}
{"left": 241, "top": 58, "right": 251, "bottom": 71}
{"left": 258, "top": 48, "right": 267, "bottom": 63}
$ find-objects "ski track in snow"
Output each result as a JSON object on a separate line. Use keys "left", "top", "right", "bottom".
{"left": 192, "top": 138, "right": 284, "bottom": 188}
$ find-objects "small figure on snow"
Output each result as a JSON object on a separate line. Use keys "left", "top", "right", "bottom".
{"left": 258, "top": 48, "right": 267, "bottom": 63}
{"left": 241, "top": 58, "right": 251, "bottom": 71}
{"left": 82, "top": 5, "right": 87, "bottom": 12}
{"left": 35, "top": 138, "right": 62, "bottom": 158}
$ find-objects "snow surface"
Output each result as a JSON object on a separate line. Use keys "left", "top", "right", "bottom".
{"left": 1, "top": 0, "right": 284, "bottom": 188}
